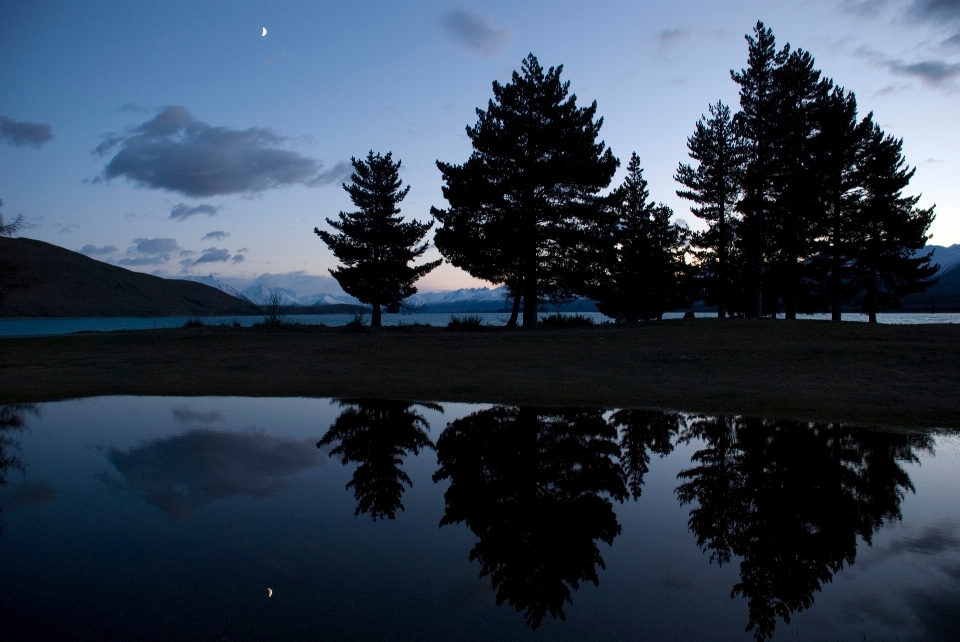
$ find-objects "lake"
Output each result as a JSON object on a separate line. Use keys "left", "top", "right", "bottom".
{"left": 2, "top": 397, "right": 957, "bottom": 641}
{"left": 1, "top": 310, "right": 960, "bottom": 337}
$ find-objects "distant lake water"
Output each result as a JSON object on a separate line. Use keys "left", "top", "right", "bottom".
{"left": 2, "top": 396, "right": 958, "bottom": 641}
{"left": 1, "top": 310, "right": 959, "bottom": 337}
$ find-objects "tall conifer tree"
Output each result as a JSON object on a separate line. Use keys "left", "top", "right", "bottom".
{"left": 315, "top": 152, "right": 440, "bottom": 327}
{"left": 731, "top": 22, "right": 789, "bottom": 318}
{"left": 432, "top": 54, "right": 618, "bottom": 327}
{"left": 851, "top": 123, "right": 938, "bottom": 322}
{"left": 810, "top": 87, "right": 869, "bottom": 321}
{"left": 590, "top": 154, "right": 692, "bottom": 322}
{"left": 676, "top": 102, "right": 745, "bottom": 318}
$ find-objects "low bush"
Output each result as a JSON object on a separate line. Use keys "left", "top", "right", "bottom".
{"left": 539, "top": 313, "right": 595, "bottom": 328}
{"left": 448, "top": 314, "right": 484, "bottom": 330}
{"left": 183, "top": 318, "right": 204, "bottom": 328}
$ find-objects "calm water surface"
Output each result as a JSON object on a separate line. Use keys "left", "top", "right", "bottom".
{"left": 2, "top": 311, "right": 960, "bottom": 336}
{"left": 1, "top": 397, "right": 958, "bottom": 641}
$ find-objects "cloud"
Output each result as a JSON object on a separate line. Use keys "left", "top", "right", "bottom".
{"left": 5, "top": 482, "right": 57, "bottom": 509}
{"left": 887, "top": 522, "right": 960, "bottom": 555}
{"left": 172, "top": 407, "right": 222, "bottom": 424}
{"left": 103, "top": 429, "right": 322, "bottom": 519}
{"left": 118, "top": 256, "right": 168, "bottom": 266}
{"left": 56, "top": 223, "right": 80, "bottom": 234}
{"left": 179, "top": 249, "right": 196, "bottom": 257}
{"left": 194, "top": 247, "right": 231, "bottom": 264}
{"left": 231, "top": 254, "right": 245, "bottom": 264}
{"left": 887, "top": 59, "right": 960, "bottom": 84}
{"left": 170, "top": 203, "right": 224, "bottom": 221}
{"left": 79, "top": 244, "right": 119, "bottom": 256}
{"left": 308, "top": 160, "right": 352, "bottom": 186}
{"left": 657, "top": 28, "right": 690, "bottom": 49}
{"left": 910, "top": 0, "right": 960, "bottom": 21}
{"left": 440, "top": 9, "right": 511, "bottom": 56}
{"left": 0, "top": 115, "right": 54, "bottom": 148}
{"left": 119, "top": 102, "right": 150, "bottom": 113}
{"left": 94, "top": 106, "right": 345, "bottom": 197}
{"left": 201, "top": 230, "right": 229, "bottom": 241}
{"left": 132, "top": 237, "right": 179, "bottom": 254}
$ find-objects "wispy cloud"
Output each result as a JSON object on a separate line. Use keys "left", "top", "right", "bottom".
{"left": 657, "top": 28, "right": 690, "bottom": 49}
{"left": 170, "top": 203, "right": 223, "bottom": 221}
{"left": 201, "top": 230, "right": 229, "bottom": 241}
{"left": 193, "top": 247, "right": 231, "bottom": 264}
{"left": 79, "top": 244, "right": 119, "bottom": 256}
{"left": 132, "top": 237, "right": 179, "bottom": 254}
{"left": 94, "top": 106, "right": 346, "bottom": 197}
{"left": 0, "top": 115, "right": 54, "bottom": 148}
{"left": 440, "top": 9, "right": 512, "bottom": 57}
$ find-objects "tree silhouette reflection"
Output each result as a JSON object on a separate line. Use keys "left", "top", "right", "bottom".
{"left": 433, "top": 406, "right": 627, "bottom": 628}
{"left": 610, "top": 409, "right": 684, "bottom": 499}
{"left": 677, "top": 417, "right": 930, "bottom": 640}
{"left": 0, "top": 404, "right": 34, "bottom": 535}
{"left": 318, "top": 399, "right": 440, "bottom": 521}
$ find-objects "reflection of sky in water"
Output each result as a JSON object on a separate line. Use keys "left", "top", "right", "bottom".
{"left": 0, "top": 397, "right": 957, "bottom": 641}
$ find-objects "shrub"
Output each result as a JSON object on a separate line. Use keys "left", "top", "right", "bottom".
{"left": 183, "top": 318, "right": 204, "bottom": 328}
{"left": 448, "top": 314, "right": 484, "bottom": 330}
{"left": 539, "top": 313, "right": 594, "bottom": 328}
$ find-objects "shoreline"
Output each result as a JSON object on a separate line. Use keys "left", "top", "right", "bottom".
{"left": 2, "top": 319, "right": 958, "bottom": 429}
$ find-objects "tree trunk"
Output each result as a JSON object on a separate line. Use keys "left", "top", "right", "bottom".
{"left": 506, "top": 292, "right": 521, "bottom": 327}
{"left": 830, "top": 197, "right": 842, "bottom": 322}
{"left": 372, "top": 302, "right": 382, "bottom": 327}
{"left": 718, "top": 201, "right": 727, "bottom": 320}
{"left": 521, "top": 213, "right": 538, "bottom": 328}
{"left": 749, "top": 213, "right": 763, "bottom": 319}
{"left": 785, "top": 253, "right": 797, "bottom": 320}
{"left": 868, "top": 260, "right": 878, "bottom": 324}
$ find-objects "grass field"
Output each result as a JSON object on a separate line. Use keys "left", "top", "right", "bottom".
{"left": 2, "top": 319, "right": 958, "bottom": 428}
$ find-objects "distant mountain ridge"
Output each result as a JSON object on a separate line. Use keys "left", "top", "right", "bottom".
{"left": 0, "top": 238, "right": 263, "bottom": 318}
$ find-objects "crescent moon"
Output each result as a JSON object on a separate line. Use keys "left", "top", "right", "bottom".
{"left": 261, "top": 27, "right": 267, "bottom": 36}
{"left": 267, "top": 588, "right": 273, "bottom": 597}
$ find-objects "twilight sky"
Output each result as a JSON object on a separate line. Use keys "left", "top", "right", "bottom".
{"left": 2, "top": 0, "right": 958, "bottom": 293}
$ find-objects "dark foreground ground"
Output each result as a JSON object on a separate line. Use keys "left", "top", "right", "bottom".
{"left": 2, "top": 319, "right": 958, "bottom": 428}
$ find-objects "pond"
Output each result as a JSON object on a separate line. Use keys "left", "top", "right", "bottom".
{"left": 1, "top": 397, "right": 958, "bottom": 641}
{"left": 2, "top": 311, "right": 960, "bottom": 337}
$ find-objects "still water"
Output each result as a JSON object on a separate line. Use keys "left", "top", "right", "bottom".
{"left": 2, "top": 311, "right": 960, "bottom": 337}
{"left": 1, "top": 397, "right": 958, "bottom": 641}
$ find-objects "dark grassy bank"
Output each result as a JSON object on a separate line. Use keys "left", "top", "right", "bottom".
{"left": 2, "top": 319, "right": 958, "bottom": 428}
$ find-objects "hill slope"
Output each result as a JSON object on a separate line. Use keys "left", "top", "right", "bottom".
{"left": 0, "top": 237, "right": 263, "bottom": 317}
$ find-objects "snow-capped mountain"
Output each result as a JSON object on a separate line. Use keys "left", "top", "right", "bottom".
{"left": 403, "top": 286, "right": 512, "bottom": 312}
{"left": 240, "top": 284, "right": 357, "bottom": 306}
{"left": 177, "top": 276, "right": 254, "bottom": 303}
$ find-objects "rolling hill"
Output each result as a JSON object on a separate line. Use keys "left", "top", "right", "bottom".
{"left": 0, "top": 237, "right": 264, "bottom": 318}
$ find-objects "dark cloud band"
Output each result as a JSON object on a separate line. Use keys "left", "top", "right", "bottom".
{"left": 96, "top": 106, "right": 345, "bottom": 197}
{"left": 0, "top": 115, "right": 54, "bottom": 148}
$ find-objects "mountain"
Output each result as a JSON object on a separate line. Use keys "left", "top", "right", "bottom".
{"left": 177, "top": 275, "right": 254, "bottom": 303}
{"left": 240, "top": 284, "right": 357, "bottom": 307}
{"left": 0, "top": 237, "right": 263, "bottom": 318}
{"left": 927, "top": 244, "right": 960, "bottom": 273}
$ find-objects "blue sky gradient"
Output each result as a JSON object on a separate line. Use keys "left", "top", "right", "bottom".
{"left": 2, "top": 0, "right": 958, "bottom": 291}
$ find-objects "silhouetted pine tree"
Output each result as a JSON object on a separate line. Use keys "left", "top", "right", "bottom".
{"left": 317, "top": 400, "right": 438, "bottom": 521}
{"left": 590, "top": 154, "right": 692, "bottom": 321}
{"left": 809, "top": 87, "right": 870, "bottom": 320}
{"left": 765, "top": 48, "right": 829, "bottom": 319}
{"left": 676, "top": 102, "right": 745, "bottom": 318}
{"left": 731, "top": 22, "right": 789, "bottom": 318}
{"left": 432, "top": 54, "right": 618, "bottom": 327}
{"left": 315, "top": 152, "right": 440, "bottom": 327}
{"left": 850, "top": 122, "right": 938, "bottom": 322}
{"left": 433, "top": 406, "right": 627, "bottom": 628}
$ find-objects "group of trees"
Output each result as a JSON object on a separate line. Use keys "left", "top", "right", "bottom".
{"left": 677, "top": 23, "right": 937, "bottom": 321}
{"left": 317, "top": 23, "right": 936, "bottom": 326}
{"left": 316, "top": 399, "right": 925, "bottom": 639}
